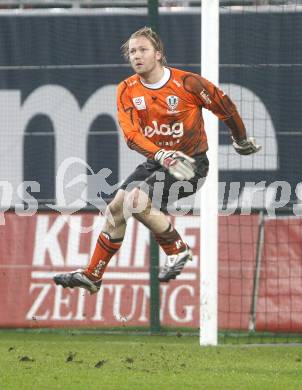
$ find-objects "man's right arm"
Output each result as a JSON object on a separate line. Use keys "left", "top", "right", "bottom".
{"left": 117, "top": 82, "right": 160, "bottom": 159}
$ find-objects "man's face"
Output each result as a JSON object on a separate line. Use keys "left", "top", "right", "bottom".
{"left": 128, "top": 36, "right": 162, "bottom": 75}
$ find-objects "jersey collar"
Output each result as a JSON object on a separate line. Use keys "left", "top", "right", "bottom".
{"left": 140, "top": 67, "right": 171, "bottom": 89}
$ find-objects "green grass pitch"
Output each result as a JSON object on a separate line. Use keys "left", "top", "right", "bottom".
{"left": 0, "top": 331, "right": 301, "bottom": 390}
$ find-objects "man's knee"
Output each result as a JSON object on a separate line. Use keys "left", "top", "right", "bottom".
{"left": 125, "top": 188, "right": 151, "bottom": 215}
{"left": 107, "top": 190, "right": 125, "bottom": 218}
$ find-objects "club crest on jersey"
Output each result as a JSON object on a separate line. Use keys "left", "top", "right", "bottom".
{"left": 133, "top": 96, "right": 146, "bottom": 110}
{"left": 166, "top": 95, "right": 179, "bottom": 112}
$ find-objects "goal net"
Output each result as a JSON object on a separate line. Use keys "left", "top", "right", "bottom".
{"left": 205, "top": 0, "right": 302, "bottom": 344}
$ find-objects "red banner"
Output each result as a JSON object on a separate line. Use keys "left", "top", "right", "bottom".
{"left": 0, "top": 212, "right": 301, "bottom": 332}
{"left": 0, "top": 213, "right": 200, "bottom": 328}
{"left": 256, "top": 218, "right": 302, "bottom": 331}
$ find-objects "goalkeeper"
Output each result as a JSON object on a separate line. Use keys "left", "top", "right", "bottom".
{"left": 54, "top": 27, "right": 261, "bottom": 294}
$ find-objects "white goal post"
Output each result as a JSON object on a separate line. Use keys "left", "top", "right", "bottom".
{"left": 200, "top": 0, "right": 219, "bottom": 346}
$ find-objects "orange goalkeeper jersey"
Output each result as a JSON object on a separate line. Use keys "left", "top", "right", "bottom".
{"left": 117, "top": 67, "right": 246, "bottom": 159}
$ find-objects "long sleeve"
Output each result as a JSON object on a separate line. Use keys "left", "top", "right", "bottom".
{"left": 116, "top": 81, "right": 161, "bottom": 159}
{"left": 182, "top": 73, "right": 247, "bottom": 141}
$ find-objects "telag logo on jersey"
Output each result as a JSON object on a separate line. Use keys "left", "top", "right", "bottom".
{"left": 133, "top": 96, "right": 146, "bottom": 110}
{"left": 144, "top": 120, "right": 184, "bottom": 138}
{"left": 166, "top": 95, "right": 179, "bottom": 113}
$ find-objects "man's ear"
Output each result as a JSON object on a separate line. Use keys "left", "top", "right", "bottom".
{"left": 155, "top": 51, "right": 162, "bottom": 61}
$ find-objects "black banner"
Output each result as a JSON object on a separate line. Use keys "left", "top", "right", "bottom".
{"left": 0, "top": 9, "right": 300, "bottom": 206}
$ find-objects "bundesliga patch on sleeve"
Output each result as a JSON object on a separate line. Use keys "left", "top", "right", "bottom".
{"left": 132, "top": 96, "right": 146, "bottom": 110}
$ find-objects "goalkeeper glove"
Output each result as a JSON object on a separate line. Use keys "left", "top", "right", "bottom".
{"left": 232, "top": 137, "right": 261, "bottom": 155}
{"left": 154, "top": 149, "right": 196, "bottom": 180}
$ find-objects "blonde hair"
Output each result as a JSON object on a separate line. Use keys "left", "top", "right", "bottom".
{"left": 121, "top": 26, "right": 167, "bottom": 66}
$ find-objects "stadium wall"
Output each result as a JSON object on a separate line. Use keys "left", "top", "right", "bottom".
{"left": 0, "top": 9, "right": 301, "bottom": 206}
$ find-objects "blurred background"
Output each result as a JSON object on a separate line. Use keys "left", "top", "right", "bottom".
{"left": 0, "top": 0, "right": 301, "bottom": 343}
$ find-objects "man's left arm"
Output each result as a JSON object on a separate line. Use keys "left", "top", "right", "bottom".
{"left": 183, "top": 74, "right": 261, "bottom": 155}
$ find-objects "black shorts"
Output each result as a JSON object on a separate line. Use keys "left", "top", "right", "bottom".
{"left": 119, "top": 153, "right": 209, "bottom": 212}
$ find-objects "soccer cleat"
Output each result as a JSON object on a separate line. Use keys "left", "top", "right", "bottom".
{"left": 158, "top": 246, "right": 193, "bottom": 282}
{"left": 53, "top": 270, "right": 102, "bottom": 294}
